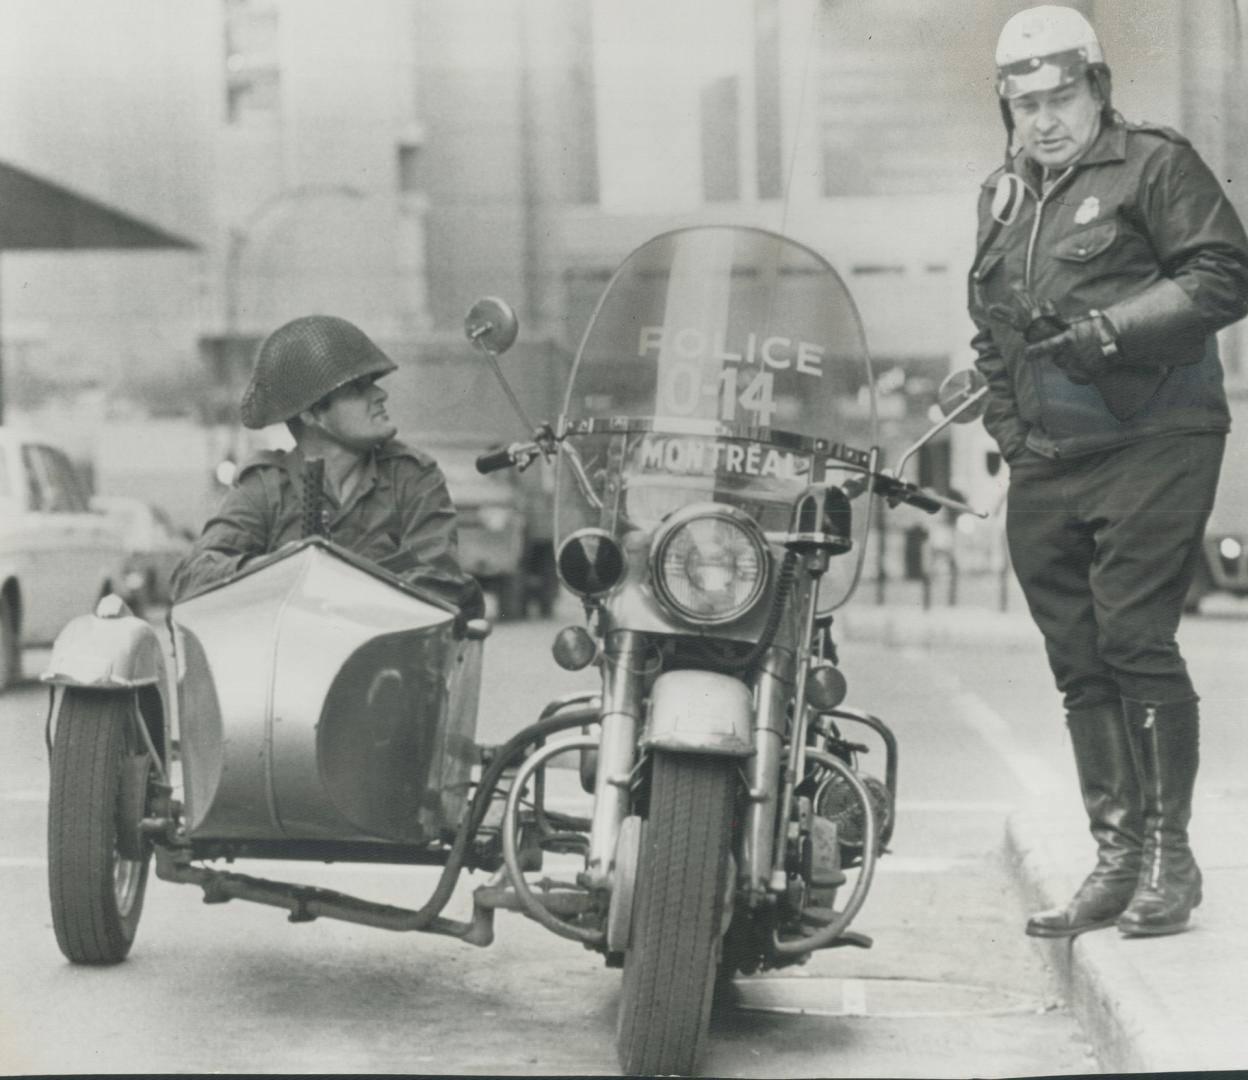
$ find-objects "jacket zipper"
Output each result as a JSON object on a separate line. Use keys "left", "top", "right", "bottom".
{"left": 1023, "top": 166, "right": 1074, "bottom": 287}
{"left": 1144, "top": 705, "right": 1163, "bottom": 889}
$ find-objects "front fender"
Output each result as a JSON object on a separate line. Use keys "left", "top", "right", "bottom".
{"left": 642, "top": 670, "right": 754, "bottom": 756}
{"left": 41, "top": 594, "right": 167, "bottom": 690}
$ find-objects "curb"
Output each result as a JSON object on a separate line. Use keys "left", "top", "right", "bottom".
{"left": 1004, "top": 808, "right": 1248, "bottom": 1073}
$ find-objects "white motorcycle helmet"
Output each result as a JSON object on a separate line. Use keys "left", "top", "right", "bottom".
{"left": 994, "top": 5, "right": 1112, "bottom": 129}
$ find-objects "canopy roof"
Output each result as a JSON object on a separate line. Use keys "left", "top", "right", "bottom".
{"left": 0, "top": 158, "right": 197, "bottom": 251}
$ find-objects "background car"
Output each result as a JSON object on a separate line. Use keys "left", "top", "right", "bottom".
{"left": 0, "top": 429, "right": 128, "bottom": 688}
{"left": 1186, "top": 421, "right": 1248, "bottom": 612}
{"left": 89, "top": 495, "right": 193, "bottom": 613}
{"left": 426, "top": 436, "right": 530, "bottom": 619}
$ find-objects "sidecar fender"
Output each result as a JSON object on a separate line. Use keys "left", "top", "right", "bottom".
{"left": 41, "top": 594, "right": 167, "bottom": 690}
{"left": 642, "top": 670, "right": 754, "bottom": 756}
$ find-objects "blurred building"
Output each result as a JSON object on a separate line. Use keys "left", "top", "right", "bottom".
{"left": 0, "top": 0, "right": 213, "bottom": 406}
{"left": 1, "top": 0, "right": 1243, "bottom": 531}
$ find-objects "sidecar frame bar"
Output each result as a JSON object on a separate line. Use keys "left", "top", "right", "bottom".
{"left": 155, "top": 695, "right": 602, "bottom": 945}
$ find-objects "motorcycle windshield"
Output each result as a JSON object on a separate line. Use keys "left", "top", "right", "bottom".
{"left": 557, "top": 226, "right": 877, "bottom": 612}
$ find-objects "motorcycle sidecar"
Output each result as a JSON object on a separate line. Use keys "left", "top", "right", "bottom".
{"left": 43, "top": 537, "right": 490, "bottom": 964}
{"left": 170, "top": 538, "right": 484, "bottom": 853}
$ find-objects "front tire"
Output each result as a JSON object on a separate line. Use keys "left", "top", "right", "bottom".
{"left": 617, "top": 753, "right": 736, "bottom": 1076}
{"left": 47, "top": 690, "right": 152, "bottom": 964}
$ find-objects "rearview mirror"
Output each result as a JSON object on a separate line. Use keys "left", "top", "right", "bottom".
{"left": 464, "top": 296, "right": 519, "bottom": 356}
{"left": 893, "top": 368, "right": 990, "bottom": 479}
{"left": 936, "top": 368, "right": 988, "bottom": 424}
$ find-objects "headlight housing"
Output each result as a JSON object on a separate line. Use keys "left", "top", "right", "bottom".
{"left": 649, "top": 505, "right": 769, "bottom": 625}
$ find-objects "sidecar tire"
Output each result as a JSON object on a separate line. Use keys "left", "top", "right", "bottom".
{"left": 616, "top": 753, "right": 736, "bottom": 1077}
{"left": 47, "top": 690, "right": 152, "bottom": 964}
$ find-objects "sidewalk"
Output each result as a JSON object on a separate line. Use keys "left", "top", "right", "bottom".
{"left": 839, "top": 578, "right": 1248, "bottom": 1074}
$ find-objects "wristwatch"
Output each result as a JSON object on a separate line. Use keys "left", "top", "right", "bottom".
{"left": 1087, "top": 310, "right": 1120, "bottom": 362}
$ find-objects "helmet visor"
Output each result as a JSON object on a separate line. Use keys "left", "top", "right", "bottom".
{"left": 997, "top": 48, "right": 1090, "bottom": 99}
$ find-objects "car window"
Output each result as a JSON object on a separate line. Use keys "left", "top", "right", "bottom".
{"left": 23, "top": 445, "right": 90, "bottom": 514}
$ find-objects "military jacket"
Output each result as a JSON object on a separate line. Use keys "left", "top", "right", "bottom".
{"left": 171, "top": 439, "right": 484, "bottom": 617}
{"left": 968, "top": 120, "right": 1248, "bottom": 461}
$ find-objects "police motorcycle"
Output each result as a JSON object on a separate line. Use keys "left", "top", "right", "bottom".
{"left": 42, "top": 225, "right": 984, "bottom": 1077}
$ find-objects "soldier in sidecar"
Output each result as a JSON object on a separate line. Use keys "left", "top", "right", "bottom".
{"left": 170, "top": 313, "right": 483, "bottom": 618}
{"left": 44, "top": 315, "right": 494, "bottom": 963}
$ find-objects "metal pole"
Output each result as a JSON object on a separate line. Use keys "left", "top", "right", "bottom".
{"left": 0, "top": 254, "right": 5, "bottom": 426}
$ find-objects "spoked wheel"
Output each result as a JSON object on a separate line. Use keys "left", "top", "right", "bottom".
{"left": 48, "top": 689, "right": 153, "bottom": 964}
{"left": 617, "top": 753, "right": 736, "bottom": 1077}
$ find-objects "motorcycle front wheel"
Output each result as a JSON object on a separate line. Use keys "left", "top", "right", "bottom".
{"left": 47, "top": 689, "right": 152, "bottom": 964}
{"left": 616, "top": 752, "right": 736, "bottom": 1077}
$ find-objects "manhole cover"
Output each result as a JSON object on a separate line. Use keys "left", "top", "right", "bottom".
{"left": 729, "top": 976, "right": 1039, "bottom": 1019}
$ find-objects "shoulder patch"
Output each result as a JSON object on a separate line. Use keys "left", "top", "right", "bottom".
{"left": 1125, "top": 121, "right": 1191, "bottom": 148}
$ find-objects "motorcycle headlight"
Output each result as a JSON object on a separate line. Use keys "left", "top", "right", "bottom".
{"left": 650, "top": 506, "right": 769, "bottom": 625}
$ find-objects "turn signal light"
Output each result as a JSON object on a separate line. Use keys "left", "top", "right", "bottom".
{"left": 557, "top": 528, "right": 625, "bottom": 598}
{"left": 806, "top": 661, "right": 848, "bottom": 710}
{"left": 552, "top": 625, "right": 597, "bottom": 671}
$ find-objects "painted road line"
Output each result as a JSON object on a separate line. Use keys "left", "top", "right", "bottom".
{"left": 902, "top": 646, "right": 1064, "bottom": 797}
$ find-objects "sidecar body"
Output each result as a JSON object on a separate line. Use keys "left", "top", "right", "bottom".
{"left": 170, "top": 538, "right": 482, "bottom": 849}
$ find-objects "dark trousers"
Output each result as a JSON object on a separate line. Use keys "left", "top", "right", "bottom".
{"left": 1006, "top": 432, "right": 1224, "bottom": 711}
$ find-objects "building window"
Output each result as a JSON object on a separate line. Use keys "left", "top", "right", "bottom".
{"left": 754, "top": 0, "right": 782, "bottom": 200}
{"left": 565, "top": 7, "right": 600, "bottom": 206}
{"left": 224, "top": 0, "right": 280, "bottom": 124}
{"left": 701, "top": 76, "right": 740, "bottom": 202}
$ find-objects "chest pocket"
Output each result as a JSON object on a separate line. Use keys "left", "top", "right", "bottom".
{"left": 1053, "top": 221, "right": 1118, "bottom": 263}
{"left": 971, "top": 248, "right": 1008, "bottom": 311}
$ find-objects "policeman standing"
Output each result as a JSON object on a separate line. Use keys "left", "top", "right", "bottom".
{"left": 968, "top": 6, "right": 1248, "bottom": 937}
{"left": 172, "top": 314, "right": 485, "bottom": 620}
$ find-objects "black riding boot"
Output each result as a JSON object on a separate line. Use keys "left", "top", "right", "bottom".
{"left": 1026, "top": 702, "right": 1143, "bottom": 938}
{"left": 1117, "top": 699, "right": 1202, "bottom": 937}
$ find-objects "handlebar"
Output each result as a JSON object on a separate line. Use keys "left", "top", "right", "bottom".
{"left": 475, "top": 444, "right": 528, "bottom": 474}
{"left": 841, "top": 473, "right": 986, "bottom": 518}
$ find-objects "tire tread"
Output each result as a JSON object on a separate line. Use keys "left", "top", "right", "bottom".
{"left": 617, "top": 753, "right": 735, "bottom": 1076}
{"left": 47, "top": 690, "right": 148, "bottom": 964}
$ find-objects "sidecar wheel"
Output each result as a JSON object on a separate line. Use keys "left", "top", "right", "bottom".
{"left": 616, "top": 753, "right": 736, "bottom": 1077}
{"left": 47, "top": 690, "right": 152, "bottom": 964}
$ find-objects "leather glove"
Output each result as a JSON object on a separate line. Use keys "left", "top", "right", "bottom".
{"left": 1102, "top": 278, "right": 1207, "bottom": 369}
{"left": 1022, "top": 311, "right": 1119, "bottom": 384}
{"left": 987, "top": 285, "right": 1063, "bottom": 338}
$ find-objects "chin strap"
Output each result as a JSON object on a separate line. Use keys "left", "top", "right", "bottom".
{"left": 301, "top": 457, "right": 329, "bottom": 539}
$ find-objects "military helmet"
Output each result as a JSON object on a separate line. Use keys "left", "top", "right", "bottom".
{"left": 239, "top": 315, "right": 397, "bottom": 429}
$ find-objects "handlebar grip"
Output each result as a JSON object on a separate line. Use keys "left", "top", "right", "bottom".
{"left": 475, "top": 447, "right": 516, "bottom": 474}
{"left": 900, "top": 488, "right": 943, "bottom": 514}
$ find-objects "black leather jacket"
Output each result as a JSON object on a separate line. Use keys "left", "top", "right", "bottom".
{"left": 968, "top": 119, "right": 1248, "bottom": 462}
